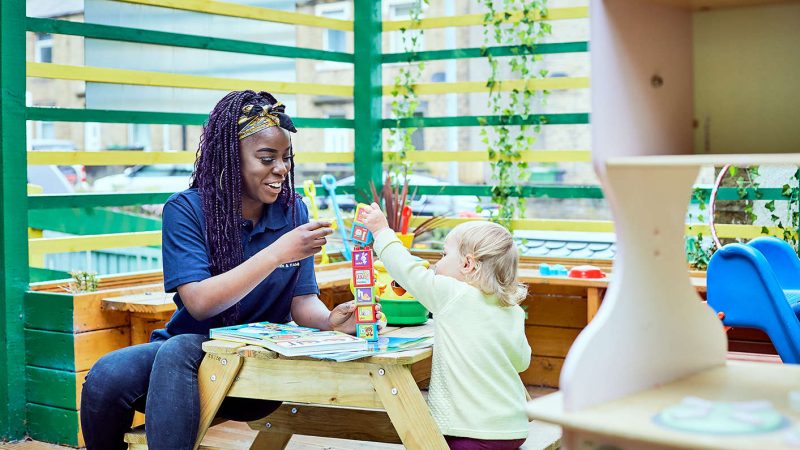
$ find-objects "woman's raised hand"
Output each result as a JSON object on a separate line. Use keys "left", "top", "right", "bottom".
{"left": 270, "top": 221, "right": 333, "bottom": 264}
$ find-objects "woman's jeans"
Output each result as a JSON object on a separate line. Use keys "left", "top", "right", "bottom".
{"left": 80, "top": 333, "right": 279, "bottom": 450}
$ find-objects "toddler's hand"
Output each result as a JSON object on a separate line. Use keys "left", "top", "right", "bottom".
{"left": 361, "top": 202, "right": 390, "bottom": 235}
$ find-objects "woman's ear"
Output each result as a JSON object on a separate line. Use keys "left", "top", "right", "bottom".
{"left": 461, "top": 254, "right": 477, "bottom": 275}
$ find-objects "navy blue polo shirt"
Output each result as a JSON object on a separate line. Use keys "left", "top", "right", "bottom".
{"left": 152, "top": 188, "right": 319, "bottom": 341}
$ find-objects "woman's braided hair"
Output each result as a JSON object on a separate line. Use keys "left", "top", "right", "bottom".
{"left": 191, "top": 90, "right": 300, "bottom": 279}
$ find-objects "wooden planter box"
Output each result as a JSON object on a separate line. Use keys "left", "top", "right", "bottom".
{"left": 25, "top": 271, "right": 163, "bottom": 447}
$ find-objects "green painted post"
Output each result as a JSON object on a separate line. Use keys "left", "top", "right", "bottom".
{"left": 353, "top": 0, "right": 382, "bottom": 203}
{"left": 0, "top": 0, "right": 29, "bottom": 439}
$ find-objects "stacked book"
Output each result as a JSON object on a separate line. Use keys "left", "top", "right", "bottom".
{"left": 210, "top": 321, "right": 367, "bottom": 357}
{"left": 210, "top": 321, "right": 433, "bottom": 361}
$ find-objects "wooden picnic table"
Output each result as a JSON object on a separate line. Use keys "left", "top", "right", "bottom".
{"left": 191, "top": 321, "right": 442, "bottom": 449}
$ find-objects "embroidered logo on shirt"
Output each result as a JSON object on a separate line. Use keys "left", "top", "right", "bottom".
{"left": 277, "top": 262, "right": 300, "bottom": 268}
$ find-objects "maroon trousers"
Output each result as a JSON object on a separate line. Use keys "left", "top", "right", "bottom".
{"left": 444, "top": 435, "right": 527, "bottom": 450}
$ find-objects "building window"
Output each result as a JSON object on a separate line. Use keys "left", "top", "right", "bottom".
{"left": 316, "top": 2, "right": 348, "bottom": 53}
{"left": 128, "top": 124, "right": 151, "bottom": 151}
{"left": 37, "top": 121, "right": 55, "bottom": 140}
{"left": 85, "top": 123, "right": 102, "bottom": 151}
{"left": 389, "top": 1, "right": 425, "bottom": 54}
{"left": 324, "top": 113, "right": 349, "bottom": 153}
{"left": 34, "top": 33, "right": 53, "bottom": 63}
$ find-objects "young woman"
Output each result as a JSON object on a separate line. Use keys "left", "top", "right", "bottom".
{"left": 80, "top": 90, "right": 368, "bottom": 449}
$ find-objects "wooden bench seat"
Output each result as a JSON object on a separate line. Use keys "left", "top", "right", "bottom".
{"left": 123, "top": 402, "right": 404, "bottom": 449}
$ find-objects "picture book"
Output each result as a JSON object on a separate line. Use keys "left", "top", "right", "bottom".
{"left": 209, "top": 321, "right": 368, "bottom": 357}
{"left": 306, "top": 336, "right": 434, "bottom": 362}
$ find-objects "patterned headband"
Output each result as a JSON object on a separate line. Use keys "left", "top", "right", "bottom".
{"left": 237, "top": 102, "right": 297, "bottom": 140}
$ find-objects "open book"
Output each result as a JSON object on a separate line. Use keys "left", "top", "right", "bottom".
{"left": 209, "top": 321, "right": 367, "bottom": 357}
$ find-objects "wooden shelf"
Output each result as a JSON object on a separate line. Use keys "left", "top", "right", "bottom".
{"left": 646, "top": 0, "right": 798, "bottom": 11}
{"left": 607, "top": 153, "right": 800, "bottom": 168}
{"left": 528, "top": 361, "right": 800, "bottom": 450}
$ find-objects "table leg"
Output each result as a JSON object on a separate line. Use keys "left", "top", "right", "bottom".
{"left": 130, "top": 316, "right": 150, "bottom": 346}
{"left": 249, "top": 430, "right": 292, "bottom": 450}
{"left": 370, "top": 365, "right": 448, "bottom": 450}
{"left": 587, "top": 287, "right": 602, "bottom": 323}
{"left": 193, "top": 351, "right": 243, "bottom": 450}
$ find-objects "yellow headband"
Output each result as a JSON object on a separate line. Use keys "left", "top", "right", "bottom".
{"left": 237, "top": 103, "right": 283, "bottom": 140}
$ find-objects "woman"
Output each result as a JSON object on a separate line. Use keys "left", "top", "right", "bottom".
{"left": 80, "top": 90, "right": 367, "bottom": 449}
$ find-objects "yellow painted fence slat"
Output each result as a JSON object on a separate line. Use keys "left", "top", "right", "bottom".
{"left": 114, "top": 0, "right": 353, "bottom": 30}
{"left": 27, "top": 63, "right": 352, "bottom": 97}
{"left": 29, "top": 231, "right": 162, "bottom": 256}
{"left": 27, "top": 151, "right": 354, "bottom": 166}
{"left": 27, "top": 224, "right": 793, "bottom": 257}
{"left": 26, "top": 150, "right": 586, "bottom": 166}
{"left": 385, "top": 77, "right": 589, "bottom": 96}
{"left": 384, "top": 150, "right": 591, "bottom": 163}
{"left": 383, "top": 7, "right": 589, "bottom": 31}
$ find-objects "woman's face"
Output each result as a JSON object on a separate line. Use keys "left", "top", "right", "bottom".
{"left": 239, "top": 126, "right": 292, "bottom": 205}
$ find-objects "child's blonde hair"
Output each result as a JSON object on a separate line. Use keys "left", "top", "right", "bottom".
{"left": 448, "top": 221, "right": 528, "bottom": 306}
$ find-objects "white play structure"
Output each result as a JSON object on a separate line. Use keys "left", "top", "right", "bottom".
{"left": 526, "top": 1, "right": 800, "bottom": 449}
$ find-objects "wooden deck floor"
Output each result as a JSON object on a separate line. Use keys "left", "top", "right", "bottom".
{"left": 0, "top": 388, "right": 560, "bottom": 450}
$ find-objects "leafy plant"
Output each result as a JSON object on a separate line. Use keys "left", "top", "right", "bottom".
{"left": 368, "top": 174, "right": 446, "bottom": 239}
{"left": 479, "top": 0, "right": 551, "bottom": 230}
{"left": 686, "top": 187, "right": 714, "bottom": 270}
{"left": 61, "top": 270, "right": 99, "bottom": 293}
{"left": 687, "top": 165, "right": 800, "bottom": 270}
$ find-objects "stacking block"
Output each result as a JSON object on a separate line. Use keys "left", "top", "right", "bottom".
{"left": 351, "top": 204, "right": 374, "bottom": 246}
{"left": 356, "top": 304, "right": 379, "bottom": 323}
{"left": 355, "top": 286, "right": 374, "bottom": 305}
{"left": 356, "top": 323, "right": 379, "bottom": 341}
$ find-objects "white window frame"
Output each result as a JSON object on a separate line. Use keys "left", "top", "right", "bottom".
{"left": 387, "top": 0, "right": 425, "bottom": 55}
{"left": 323, "top": 113, "right": 349, "bottom": 153}
{"left": 128, "top": 124, "right": 152, "bottom": 151}
{"left": 36, "top": 121, "right": 55, "bottom": 140}
{"left": 315, "top": 2, "right": 350, "bottom": 71}
{"left": 34, "top": 32, "right": 53, "bottom": 63}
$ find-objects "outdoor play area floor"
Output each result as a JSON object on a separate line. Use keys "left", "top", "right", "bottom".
{"left": 0, "top": 387, "right": 560, "bottom": 450}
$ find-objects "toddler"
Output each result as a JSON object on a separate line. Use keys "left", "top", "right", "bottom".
{"left": 361, "top": 203, "right": 531, "bottom": 450}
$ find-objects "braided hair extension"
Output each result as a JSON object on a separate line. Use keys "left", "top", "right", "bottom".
{"left": 190, "top": 90, "right": 300, "bottom": 323}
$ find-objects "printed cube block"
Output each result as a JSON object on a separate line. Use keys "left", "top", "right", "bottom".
{"left": 355, "top": 287, "right": 374, "bottom": 304}
{"left": 356, "top": 304, "right": 378, "bottom": 323}
{"left": 356, "top": 323, "right": 379, "bottom": 341}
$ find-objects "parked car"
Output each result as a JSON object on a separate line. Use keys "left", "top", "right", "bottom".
{"left": 29, "top": 139, "right": 88, "bottom": 190}
{"left": 27, "top": 164, "right": 73, "bottom": 194}
{"left": 317, "top": 173, "right": 479, "bottom": 217}
{"left": 92, "top": 164, "right": 195, "bottom": 193}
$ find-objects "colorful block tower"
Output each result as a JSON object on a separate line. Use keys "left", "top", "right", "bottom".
{"left": 351, "top": 204, "right": 378, "bottom": 341}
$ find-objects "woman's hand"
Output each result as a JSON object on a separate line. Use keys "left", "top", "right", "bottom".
{"left": 328, "top": 300, "right": 383, "bottom": 335}
{"left": 360, "top": 203, "right": 391, "bottom": 236}
{"left": 268, "top": 221, "right": 333, "bottom": 264}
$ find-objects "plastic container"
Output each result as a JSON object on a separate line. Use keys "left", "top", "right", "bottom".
{"left": 568, "top": 265, "right": 606, "bottom": 279}
{"left": 396, "top": 232, "right": 414, "bottom": 249}
{"left": 378, "top": 298, "right": 429, "bottom": 325}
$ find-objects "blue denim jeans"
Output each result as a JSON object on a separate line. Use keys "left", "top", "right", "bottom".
{"left": 80, "top": 333, "right": 280, "bottom": 450}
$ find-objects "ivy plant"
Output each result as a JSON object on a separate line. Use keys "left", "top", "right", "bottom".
{"left": 478, "top": 0, "right": 551, "bottom": 230}
{"left": 686, "top": 165, "right": 800, "bottom": 270}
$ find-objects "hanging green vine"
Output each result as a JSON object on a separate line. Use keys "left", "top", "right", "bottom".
{"left": 478, "top": 0, "right": 551, "bottom": 230}
{"left": 386, "top": 0, "right": 429, "bottom": 183}
{"left": 686, "top": 165, "right": 800, "bottom": 270}
{"left": 686, "top": 187, "right": 713, "bottom": 270}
